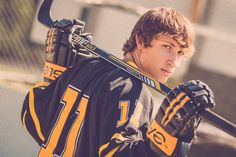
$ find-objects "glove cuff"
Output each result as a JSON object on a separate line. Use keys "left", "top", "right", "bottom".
{"left": 43, "top": 62, "right": 67, "bottom": 81}
{"left": 147, "top": 120, "right": 178, "bottom": 156}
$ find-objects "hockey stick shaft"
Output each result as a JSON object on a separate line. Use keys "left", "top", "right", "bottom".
{"left": 38, "top": 0, "right": 236, "bottom": 138}
{"left": 72, "top": 35, "right": 236, "bottom": 138}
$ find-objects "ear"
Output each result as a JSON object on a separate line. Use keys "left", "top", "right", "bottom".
{"left": 135, "top": 34, "right": 143, "bottom": 50}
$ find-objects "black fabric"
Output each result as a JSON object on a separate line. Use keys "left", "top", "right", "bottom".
{"left": 21, "top": 57, "right": 161, "bottom": 157}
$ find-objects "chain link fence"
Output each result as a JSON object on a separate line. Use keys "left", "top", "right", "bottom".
{"left": 0, "top": 0, "right": 43, "bottom": 84}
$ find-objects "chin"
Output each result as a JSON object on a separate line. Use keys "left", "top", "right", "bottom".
{"left": 149, "top": 72, "right": 168, "bottom": 83}
{"left": 159, "top": 76, "right": 169, "bottom": 83}
{"left": 160, "top": 79, "right": 167, "bottom": 83}
{"left": 154, "top": 76, "right": 167, "bottom": 83}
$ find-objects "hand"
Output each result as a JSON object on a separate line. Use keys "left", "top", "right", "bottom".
{"left": 43, "top": 19, "right": 93, "bottom": 82}
{"left": 147, "top": 80, "right": 215, "bottom": 157}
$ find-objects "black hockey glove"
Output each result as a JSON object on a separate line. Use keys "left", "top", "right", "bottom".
{"left": 43, "top": 19, "right": 93, "bottom": 82}
{"left": 147, "top": 80, "right": 215, "bottom": 157}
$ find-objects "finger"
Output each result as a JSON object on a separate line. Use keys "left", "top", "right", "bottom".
{"left": 73, "top": 19, "right": 85, "bottom": 27}
{"left": 81, "top": 33, "right": 93, "bottom": 42}
{"left": 191, "top": 89, "right": 208, "bottom": 98}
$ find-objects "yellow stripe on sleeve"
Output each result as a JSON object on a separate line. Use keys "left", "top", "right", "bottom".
{"left": 34, "top": 82, "right": 49, "bottom": 88}
{"left": 29, "top": 88, "right": 45, "bottom": 142}
{"left": 22, "top": 110, "right": 28, "bottom": 131}
{"left": 99, "top": 133, "right": 128, "bottom": 156}
{"left": 105, "top": 145, "right": 121, "bottom": 157}
{"left": 99, "top": 143, "right": 109, "bottom": 156}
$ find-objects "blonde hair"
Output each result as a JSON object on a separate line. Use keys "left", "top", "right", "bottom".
{"left": 122, "top": 7, "right": 195, "bottom": 57}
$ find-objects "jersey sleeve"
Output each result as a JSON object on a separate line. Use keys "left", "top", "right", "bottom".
{"left": 21, "top": 67, "right": 73, "bottom": 145}
{"left": 97, "top": 75, "right": 159, "bottom": 157}
{"left": 21, "top": 81, "right": 51, "bottom": 145}
{"left": 21, "top": 57, "right": 96, "bottom": 145}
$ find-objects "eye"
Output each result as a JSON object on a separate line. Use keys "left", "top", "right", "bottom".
{"left": 177, "top": 50, "right": 185, "bottom": 56}
{"left": 163, "top": 44, "right": 172, "bottom": 49}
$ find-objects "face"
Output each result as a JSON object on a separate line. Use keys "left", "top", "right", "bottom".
{"left": 137, "top": 34, "right": 185, "bottom": 83}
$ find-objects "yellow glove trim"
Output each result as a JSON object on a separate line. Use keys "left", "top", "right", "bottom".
{"left": 147, "top": 120, "right": 178, "bottom": 156}
{"left": 43, "top": 62, "right": 66, "bottom": 81}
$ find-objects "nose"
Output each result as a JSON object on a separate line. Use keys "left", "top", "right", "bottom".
{"left": 167, "top": 53, "right": 178, "bottom": 68}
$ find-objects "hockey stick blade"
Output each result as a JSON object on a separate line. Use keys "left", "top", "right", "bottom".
{"left": 38, "top": 0, "right": 236, "bottom": 138}
{"left": 38, "top": 0, "right": 54, "bottom": 27}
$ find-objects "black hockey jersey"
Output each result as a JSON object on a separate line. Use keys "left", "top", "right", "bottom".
{"left": 21, "top": 57, "right": 161, "bottom": 157}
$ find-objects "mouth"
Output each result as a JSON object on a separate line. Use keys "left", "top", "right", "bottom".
{"left": 161, "top": 68, "right": 172, "bottom": 76}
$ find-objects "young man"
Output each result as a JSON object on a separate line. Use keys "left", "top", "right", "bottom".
{"left": 21, "top": 7, "right": 215, "bottom": 157}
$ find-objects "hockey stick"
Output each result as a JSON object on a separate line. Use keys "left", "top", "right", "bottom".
{"left": 38, "top": 0, "right": 236, "bottom": 138}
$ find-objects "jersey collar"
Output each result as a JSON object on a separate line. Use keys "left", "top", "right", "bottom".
{"left": 126, "top": 61, "right": 139, "bottom": 69}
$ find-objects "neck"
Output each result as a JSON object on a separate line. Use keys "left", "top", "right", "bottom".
{"left": 123, "top": 50, "right": 144, "bottom": 71}
{"left": 122, "top": 52, "right": 134, "bottom": 62}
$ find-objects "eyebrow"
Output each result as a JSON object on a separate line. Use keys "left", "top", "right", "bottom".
{"left": 163, "top": 40, "right": 177, "bottom": 47}
{"left": 155, "top": 37, "right": 179, "bottom": 48}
